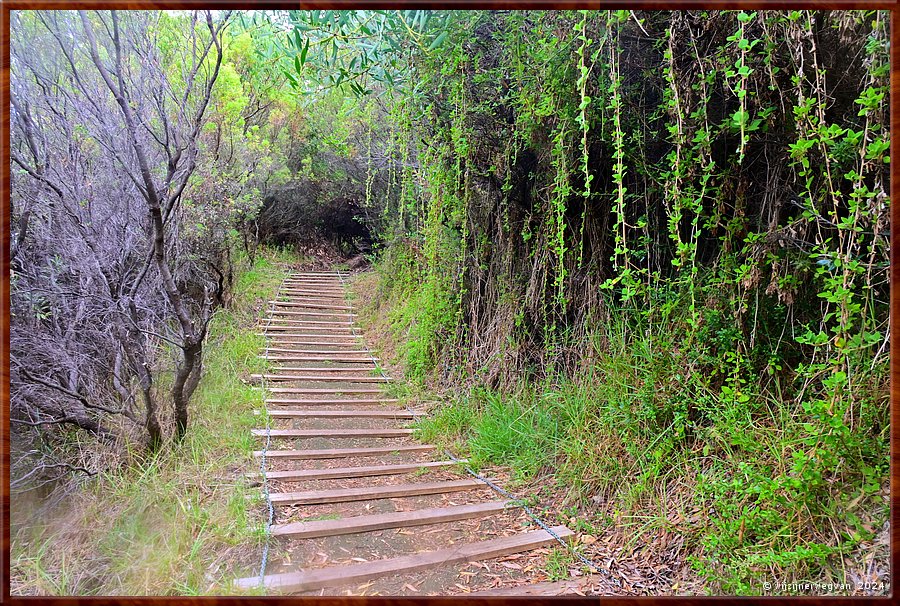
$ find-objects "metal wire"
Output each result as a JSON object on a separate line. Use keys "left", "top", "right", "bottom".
{"left": 335, "top": 269, "right": 619, "bottom": 586}
{"left": 256, "top": 270, "right": 287, "bottom": 588}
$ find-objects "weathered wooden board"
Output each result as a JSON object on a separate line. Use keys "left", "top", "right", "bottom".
{"left": 233, "top": 525, "right": 573, "bottom": 592}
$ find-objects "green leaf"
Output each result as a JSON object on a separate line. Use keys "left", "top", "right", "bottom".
{"left": 300, "top": 37, "right": 310, "bottom": 65}
{"left": 428, "top": 30, "right": 448, "bottom": 51}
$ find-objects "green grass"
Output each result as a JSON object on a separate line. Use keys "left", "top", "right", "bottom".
{"left": 544, "top": 546, "right": 576, "bottom": 581}
{"left": 10, "top": 247, "right": 296, "bottom": 596}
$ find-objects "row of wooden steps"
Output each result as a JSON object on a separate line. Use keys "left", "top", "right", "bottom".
{"left": 241, "top": 270, "right": 572, "bottom": 595}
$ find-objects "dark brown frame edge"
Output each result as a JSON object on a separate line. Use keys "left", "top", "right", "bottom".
{"left": 0, "top": 0, "right": 896, "bottom": 604}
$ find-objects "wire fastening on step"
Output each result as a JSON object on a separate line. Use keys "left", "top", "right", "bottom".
{"left": 335, "top": 270, "right": 619, "bottom": 588}
{"left": 257, "top": 271, "right": 288, "bottom": 588}
{"left": 443, "top": 451, "right": 621, "bottom": 587}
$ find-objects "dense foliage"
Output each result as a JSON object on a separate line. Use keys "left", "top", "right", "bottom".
{"left": 320, "top": 9, "right": 889, "bottom": 592}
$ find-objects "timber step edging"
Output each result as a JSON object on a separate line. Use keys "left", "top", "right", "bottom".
{"left": 233, "top": 525, "right": 573, "bottom": 592}
{"left": 269, "top": 499, "right": 510, "bottom": 539}
{"left": 251, "top": 374, "right": 390, "bottom": 383}
{"left": 253, "top": 445, "right": 436, "bottom": 459}
{"left": 249, "top": 459, "right": 464, "bottom": 481}
{"left": 251, "top": 428, "right": 414, "bottom": 438}
{"left": 266, "top": 409, "right": 421, "bottom": 418}
{"left": 268, "top": 478, "right": 487, "bottom": 506}
{"left": 263, "top": 398, "right": 400, "bottom": 405}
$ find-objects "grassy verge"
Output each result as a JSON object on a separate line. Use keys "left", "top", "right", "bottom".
{"left": 352, "top": 261, "right": 890, "bottom": 596}
{"left": 10, "top": 247, "right": 295, "bottom": 596}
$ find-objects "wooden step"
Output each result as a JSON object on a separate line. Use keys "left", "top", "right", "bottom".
{"left": 262, "top": 319, "right": 353, "bottom": 326}
{"left": 266, "top": 386, "right": 383, "bottom": 394}
{"left": 264, "top": 334, "right": 359, "bottom": 339}
{"left": 262, "top": 348, "right": 366, "bottom": 355}
{"left": 261, "top": 353, "right": 370, "bottom": 357}
{"left": 259, "top": 338, "right": 362, "bottom": 344}
{"left": 267, "top": 478, "right": 485, "bottom": 506}
{"left": 260, "top": 338, "right": 359, "bottom": 344}
{"left": 254, "top": 445, "right": 435, "bottom": 459}
{"left": 253, "top": 374, "right": 390, "bottom": 383}
{"left": 271, "top": 309, "right": 356, "bottom": 318}
{"left": 234, "top": 525, "right": 572, "bottom": 591}
{"left": 469, "top": 580, "right": 585, "bottom": 596}
{"left": 254, "top": 459, "right": 461, "bottom": 482}
{"left": 265, "top": 347, "right": 366, "bottom": 356}
{"left": 262, "top": 325, "right": 355, "bottom": 332}
{"left": 262, "top": 325, "right": 354, "bottom": 333}
{"left": 269, "top": 366, "right": 376, "bottom": 373}
{"left": 265, "top": 398, "right": 400, "bottom": 405}
{"left": 269, "top": 499, "right": 509, "bottom": 539}
{"left": 252, "top": 428, "right": 413, "bottom": 438}
{"left": 271, "top": 301, "right": 353, "bottom": 311}
{"left": 260, "top": 339, "right": 359, "bottom": 353}
{"left": 267, "top": 409, "right": 420, "bottom": 419}
{"left": 261, "top": 357, "right": 377, "bottom": 363}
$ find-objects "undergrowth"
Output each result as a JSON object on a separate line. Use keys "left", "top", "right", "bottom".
{"left": 9, "top": 247, "right": 296, "bottom": 596}
{"left": 357, "top": 257, "right": 889, "bottom": 595}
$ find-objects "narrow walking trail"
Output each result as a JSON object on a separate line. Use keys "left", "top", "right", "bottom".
{"left": 235, "top": 269, "right": 576, "bottom": 595}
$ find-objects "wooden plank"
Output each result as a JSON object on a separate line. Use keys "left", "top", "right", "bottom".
{"left": 271, "top": 301, "right": 353, "bottom": 310}
{"left": 277, "top": 294, "right": 344, "bottom": 309}
{"left": 252, "top": 428, "right": 413, "bottom": 438}
{"left": 266, "top": 387, "right": 384, "bottom": 394}
{"left": 254, "top": 445, "right": 434, "bottom": 459}
{"left": 267, "top": 409, "right": 421, "bottom": 419}
{"left": 271, "top": 309, "right": 356, "bottom": 318}
{"left": 262, "top": 349, "right": 366, "bottom": 355}
{"left": 266, "top": 347, "right": 365, "bottom": 356}
{"left": 261, "top": 325, "right": 355, "bottom": 332}
{"left": 265, "top": 398, "right": 399, "bottom": 405}
{"left": 258, "top": 337, "right": 361, "bottom": 343}
{"left": 269, "top": 499, "right": 509, "bottom": 539}
{"left": 234, "top": 525, "right": 572, "bottom": 591}
{"left": 261, "top": 341, "right": 361, "bottom": 347}
{"left": 252, "top": 374, "right": 390, "bottom": 383}
{"left": 264, "top": 334, "right": 359, "bottom": 339}
{"left": 468, "top": 581, "right": 585, "bottom": 596}
{"left": 270, "top": 366, "right": 375, "bottom": 372}
{"left": 267, "top": 478, "right": 485, "bottom": 506}
{"left": 262, "top": 325, "right": 354, "bottom": 332}
{"left": 260, "top": 357, "right": 377, "bottom": 363}
{"left": 254, "top": 459, "right": 460, "bottom": 481}
{"left": 262, "top": 319, "right": 353, "bottom": 326}
{"left": 256, "top": 340, "right": 360, "bottom": 349}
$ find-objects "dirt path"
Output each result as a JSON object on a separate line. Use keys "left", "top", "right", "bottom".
{"left": 234, "top": 269, "right": 582, "bottom": 596}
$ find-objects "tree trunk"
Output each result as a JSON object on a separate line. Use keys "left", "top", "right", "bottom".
{"left": 172, "top": 340, "right": 202, "bottom": 441}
